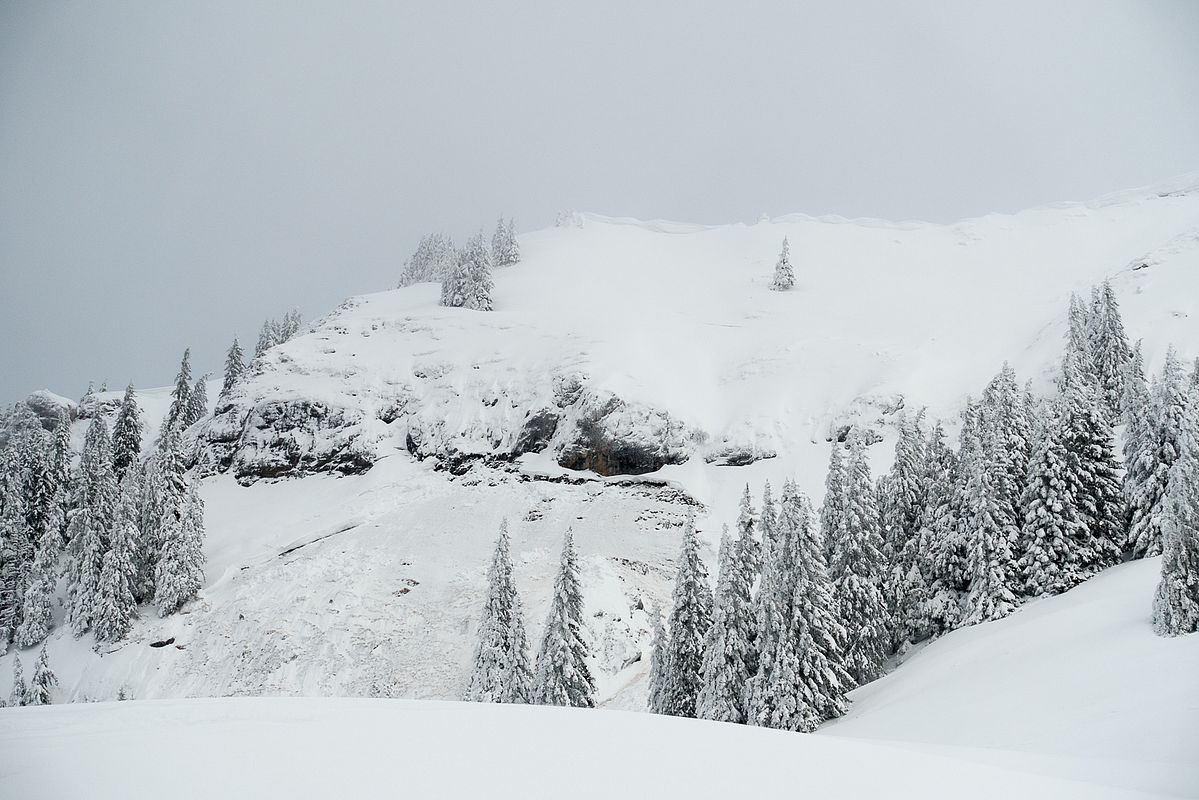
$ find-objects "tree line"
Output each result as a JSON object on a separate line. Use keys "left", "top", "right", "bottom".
{"left": 397, "top": 217, "right": 521, "bottom": 312}
{"left": 464, "top": 279, "right": 1199, "bottom": 729}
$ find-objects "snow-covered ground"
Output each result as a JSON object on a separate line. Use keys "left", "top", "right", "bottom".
{"left": 0, "top": 695, "right": 1183, "bottom": 800}
{"left": 2, "top": 176, "right": 1198, "bottom": 797}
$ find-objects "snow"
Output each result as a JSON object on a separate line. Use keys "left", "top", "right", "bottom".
{"left": 2, "top": 176, "right": 1198, "bottom": 797}
{"left": 824, "top": 558, "right": 1199, "bottom": 797}
{"left": 0, "top": 696, "right": 1179, "bottom": 799}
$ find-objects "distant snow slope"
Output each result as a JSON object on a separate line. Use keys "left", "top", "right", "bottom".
{"left": 1, "top": 177, "right": 1198, "bottom": 797}
{"left": 0, "top": 697, "right": 1177, "bottom": 800}
{"left": 198, "top": 173, "right": 1199, "bottom": 521}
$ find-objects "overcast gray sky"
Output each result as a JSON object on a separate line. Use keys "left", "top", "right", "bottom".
{"left": 2, "top": 1, "right": 1197, "bottom": 404}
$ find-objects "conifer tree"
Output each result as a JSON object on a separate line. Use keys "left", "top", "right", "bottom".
{"left": 1151, "top": 387, "right": 1199, "bottom": 637}
{"left": 751, "top": 490, "right": 849, "bottom": 731}
{"left": 439, "top": 247, "right": 470, "bottom": 308}
{"left": 961, "top": 417, "right": 1019, "bottom": 625}
{"left": 770, "top": 237, "right": 795, "bottom": 291}
{"left": 828, "top": 436, "right": 889, "bottom": 684}
{"left": 111, "top": 384, "right": 143, "bottom": 479}
{"left": 399, "top": 232, "right": 456, "bottom": 286}
{"left": 1089, "top": 280, "right": 1132, "bottom": 420}
{"left": 1067, "top": 292, "right": 1097, "bottom": 385}
{"left": 463, "top": 230, "right": 495, "bottom": 312}
{"left": 254, "top": 320, "right": 277, "bottom": 360}
{"left": 881, "top": 413, "right": 929, "bottom": 647}
{"left": 697, "top": 526, "right": 754, "bottom": 723}
{"left": 821, "top": 445, "right": 846, "bottom": 566}
{"left": 660, "top": 519, "right": 713, "bottom": 718}
{"left": 1129, "top": 347, "right": 1188, "bottom": 558}
{"left": 220, "top": 338, "right": 245, "bottom": 401}
{"left": 162, "top": 349, "right": 193, "bottom": 435}
{"left": 1019, "top": 400, "right": 1089, "bottom": 596}
{"left": 15, "top": 477, "right": 62, "bottom": 647}
{"left": 735, "top": 484, "right": 759, "bottom": 578}
{"left": 154, "top": 477, "right": 205, "bottom": 617}
{"left": 914, "top": 420, "right": 963, "bottom": 634}
{"left": 94, "top": 472, "right": 141, "bottom": 642}
{"left": 980, "top": 363, "right": 1032, "bottom": 542}
{"left": 134, "top": 458, "right": 164, "bottom": 604}
{"left": 491, "top": 217, "right": 521, "bottom": 267}
{"left": 466, "top": 521, "right": 533, "bottom": 704}
{"left": 65, "top": 416, "right": 118, "bottom": 636}
{"left": 25, "top": 643, "right": 57, "bottom": 705}
{"left": 1059, "top": 348, "right": 1125, "bottom": 573}
{"left": 532, "top": 530, "right": 594, "bottom": 707}
{"left": 646, "top": 603, "right": 668, "bottom": 715}
{"left": 9, "top": 654, "right": 26, "bottom": 706}
{"left": 0, "top": 475, "right": 34, "bottom": 646}
{"left": 184, "top": 375, "right": 208, "bottom": 428}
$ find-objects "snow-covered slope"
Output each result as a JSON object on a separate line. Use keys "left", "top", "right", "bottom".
{"left": 2, "top": 176, "right": 1198, "bottom": 797}
{"left": 198, "top": 174, "right": 1199, "bottom": 522}
{"left": 825, "top": 558, "right": 1199, "bottom": 797}
{"left": 0, "top": 696, "right": 1180, "bottom": 800}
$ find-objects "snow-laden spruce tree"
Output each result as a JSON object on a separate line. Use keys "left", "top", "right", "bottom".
{"left": 94, "top": 472, "right": 141, "bottom": 642}
{"left": 491, "top": 217, "right": 521, "bottom": 267}
{"left": 1151, "top": 385, "right": 1199, "bottom": 636}
{"left": 735, "top": 484, "right": 760, "bottom": 580}
{"left": 111, "top": 384, "right": 142, "bottom": 479}
{"left": 646, "top": 602, "right": 669, "bottom": 714}
{"left": 1067, "top": 292, "right": 1097, "bottom": 385}
{"left": 466, "top": 521, "right": 533, "bottom": 704}
{"left": 154, "top": 476, "right": 205, "bottom": 617}
{"left": 660, "top": 518, "right": 713, "bottom": 718}
{"left": 220, "top": 337, "right": 244, "bottom": 402}
{"left": 752, "top": 489, "right": 850, "bottom": 732}
{"left": 882, "top": 411, "right": 927, "bottom": 570}
{"left": 65, "top": 416, "right": 118, "bottom": 636}
{"left": 747, "top": 480, "right": 791, "bottom": 719}
{"left": 769, "top": 237, "right": 795, "bottom": 291}
{"left": 820, "top": 445, "right": 846, "bottom": 566}
{"left": 913, "top": 420, "right": 964, "bottom": 635}
{"left": 0, "top": 473, "right": 33, "bottom": 647}
{"left": 399, "top": 232, "right": 456, "bottom": 286}
{"left": 532, "top": 530, "right": 595, "bottom": 708}
{"left": 1089, "top": 280, "right": 1132, "bottom": 421}
{"left": 463, "top": 230, "right": 495, "bottom": 311}
{"left": 828, "top": 436, "right": 889, "bottom": 684}
{"left": 15, "top": 474, "right": 63, "bottom": 647}
{"left": 881, "top": 412, "right": 929, "bottom": 648}
{"left": 162, "top": 349, "right": 193, "bottom": 436}
{"left": 697, "top": 525, "right": 754, "bottom": 723}
{"left": 184, "top": 375, "right": 208, "bottom": 428}
{"left": 25, "top": 643, "right": 57, "bottom": 705}
{"left": 1128, "top": 347, "right": 1189, "bottom": 558}
{"left": 979, "top": 363, "right": 1032, "bottom": 543}
{"left": 1058, "top": 348, "right": 1125, "bottom": 574}
{"left": 1019, "top": 399, "right": 1088, "bottom": 596}
{"left": 9, "top": 654, "right": 26, "bottom": 706}
{"left": 961, "top": 416, "right": 1019, "bottom": 625}
{"left": 134, "top": 457, "right": 163, "bottom": 604}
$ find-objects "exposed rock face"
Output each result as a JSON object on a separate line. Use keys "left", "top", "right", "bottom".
{"left": 555, "top": 390, "right": 693, "bottom": 476}
{"left": 197, "top": 399, "right": 380, "bottom": 484}
{"left": 24, "top": 391, "right": 78, "bottom": 429}
{"left": 191, "top": 296, "right": 707, "bottom": 483}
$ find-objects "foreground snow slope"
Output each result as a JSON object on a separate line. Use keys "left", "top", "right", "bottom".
{"left": 0, "top": 697, "right": 1177, "bottom": 800}
{"left": 824, "top": 558, "right": 1199, "bottom": 797}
